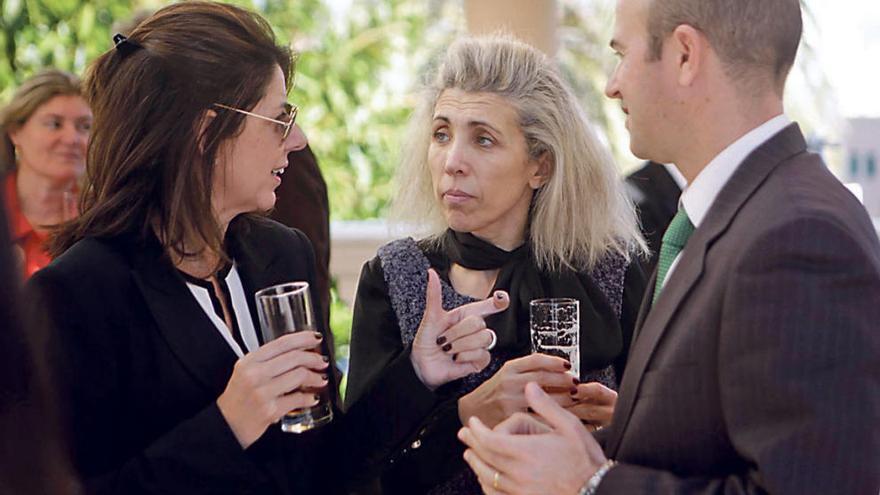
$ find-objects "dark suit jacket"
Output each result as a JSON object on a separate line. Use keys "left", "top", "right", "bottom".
{"left": 25, "top": 215, "right": 434, "bottom": 495}
{"left": 625, "top": 161, "right": 682, "bottom": 274}
{"left": 599, "top": 125, "right": 880, "bottom": 494}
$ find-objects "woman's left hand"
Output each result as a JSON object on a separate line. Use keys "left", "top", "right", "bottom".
{"left": 410, "top": 269, "right": 509, "bottom": 390}
{"left": 564, "top": 381, "right": 617, "bottom": 430}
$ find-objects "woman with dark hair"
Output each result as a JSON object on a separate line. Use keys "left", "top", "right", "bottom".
{"left": 0, "top": 69, "right": 91, "bottom": 279}
{"left": 26, "top": 2, "right": 499, "bottom": 493}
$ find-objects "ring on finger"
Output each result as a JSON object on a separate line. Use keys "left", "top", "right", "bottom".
{"left": 486, "top": 329, "right": 497, "bottom": 351}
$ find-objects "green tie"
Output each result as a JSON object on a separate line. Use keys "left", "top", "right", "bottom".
{"left": 653, "top": 208, "right": 695, "bottom": 304}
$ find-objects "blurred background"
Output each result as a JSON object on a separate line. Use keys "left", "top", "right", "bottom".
{"left": 3, "top": 0, "right": 878, "bottom": 367}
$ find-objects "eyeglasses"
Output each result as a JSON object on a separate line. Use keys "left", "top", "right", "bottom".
{"left": 213, "top": 102, "right": 297, "bottom": 141}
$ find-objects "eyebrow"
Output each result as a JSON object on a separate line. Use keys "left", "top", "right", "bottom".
{"left": 40, "top": 113, "right": 91, "bottom": 121}
{"left": 432, "top": 115, "right": 502, "bottom": 134}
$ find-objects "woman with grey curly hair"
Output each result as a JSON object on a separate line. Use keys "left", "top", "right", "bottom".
{"left": 345, "top": 34, "right": 647, "bottom": 494}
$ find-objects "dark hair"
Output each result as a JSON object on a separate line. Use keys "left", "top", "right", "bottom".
{"left": 646, "top": 0, "right": 802, "bottom": 95}
{"left": 0, "top": 69, "right": 83, "bottom": 174}
{"left": 50, "top": 1, "right": 292, "bottom": 260}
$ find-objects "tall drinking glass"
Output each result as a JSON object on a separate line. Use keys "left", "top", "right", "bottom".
{"left": 255, "top": 281, "right": 333, "bottom": 433}
{"left": 529, "top": 298, "right": 580, "bottom": 379}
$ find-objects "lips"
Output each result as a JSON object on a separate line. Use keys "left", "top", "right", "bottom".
{"left": 442, "top": 188, "right": 473, "bottom": 205}
{"left": 271, "top": 165, "right": 287, "bottom": 178}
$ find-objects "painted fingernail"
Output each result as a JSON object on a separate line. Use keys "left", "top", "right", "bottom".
{"left": 321, "top": 374, "right": 328, "bottom": 381}
{"left": 572, "top": 377, "right": 580, "bottom": 385}
{"left": 452, "top": 353, "right": 458, "bottom": 362}
{"left": 321, "top": 355, "right": 329, "bottom": 363}
{"left": 436, "top": 336, "right": 447, "bottom": 345}
{"left": 563, "top": 361, "right": 572, "bottom": 370}
{"left": 494, "top": 291, "right": 505, "bottom": 300}
{"left": 313, "top": 332, "right": 323, "bottom": 340}
{"left": 570, "top": 387, "right": 578, "bottom": 395}
{"left": 442, "top": 343, "right": 452, "bottom": 352}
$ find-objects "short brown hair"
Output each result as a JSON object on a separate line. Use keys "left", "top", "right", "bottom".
{"left": 646, "top": 0, "right": 802, "bottom": 95}
{"left": 0, "top": 69, "right": 83, "bottom": 174}
{"left": 50, "top": 1, "right": 292, "bottom": 260}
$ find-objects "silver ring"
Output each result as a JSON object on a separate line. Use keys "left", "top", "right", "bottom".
{"left": 486, "top": 329, "right": 497, "bottom": 350}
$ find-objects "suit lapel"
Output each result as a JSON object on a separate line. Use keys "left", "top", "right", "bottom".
{"left": 606, "top": 124, "right": 809, "bottom": 456}
{"left": 130, "top": 237, "right": 239, "bottom": 396}
{"left": 226, "top": 217, "right": 276, "bottom": 344}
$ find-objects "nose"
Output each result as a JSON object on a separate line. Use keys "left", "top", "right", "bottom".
{"left": 61, "top": 122, "right": 86, "bottom": 146}
{"left": 605, "top": 66, "right": 621, "bottom": 100}
{"left": 443, "top": 139, "right": 468, "bottom": 176}
{"left": 284, "top": 124, "right": 308, "bottom": 153}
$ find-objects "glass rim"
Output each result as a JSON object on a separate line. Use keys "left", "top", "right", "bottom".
{"left": 529, "top": 297, "right": 578, "bottom": 306}
{"left": 255, "top": 281, "right": 310, "bottom": 299}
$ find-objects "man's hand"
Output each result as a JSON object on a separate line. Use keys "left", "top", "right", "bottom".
{"left": 458, "top": 382, "right": 606, "bottom": 495}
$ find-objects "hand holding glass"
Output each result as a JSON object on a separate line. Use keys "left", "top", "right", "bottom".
{"left": 529, "top": 298, "right": 580, "bottom": 379}
{"left": 255, "top": 281, "right": 333, "bottom": 433}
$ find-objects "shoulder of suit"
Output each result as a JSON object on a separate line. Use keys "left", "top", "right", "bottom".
{"left": 29, "top": 235, "right": 134, "bottom": 297}
{"left": 234, "top": 214, "right": 311, "bottom": 248}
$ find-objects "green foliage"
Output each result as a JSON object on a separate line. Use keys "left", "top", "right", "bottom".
{"left": 0, "top": 0, "right": 135, "bottom": 96}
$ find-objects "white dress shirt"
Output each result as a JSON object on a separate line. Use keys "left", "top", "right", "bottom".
{"left": 661, "top": 114, "right": 792, "bottom": 289}
{"left": 184, "top": 262, "right": 261, "bottom": 357}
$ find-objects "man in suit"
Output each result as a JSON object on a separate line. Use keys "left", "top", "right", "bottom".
{"left": 458, "top": 0, "right": 880, "bottom": 493}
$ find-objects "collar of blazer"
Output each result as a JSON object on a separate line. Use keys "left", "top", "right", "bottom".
{"left": 605, "top": 124, "right": 808, "bottom": 457}
{"left": 130, "top": 214, "right": 282, "bottom": 395}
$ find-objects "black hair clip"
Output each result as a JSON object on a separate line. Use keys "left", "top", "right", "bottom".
{"left": 112, "top": 33, "right": 143, "bottom": 58}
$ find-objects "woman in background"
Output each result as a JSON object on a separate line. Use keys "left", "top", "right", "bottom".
{"left": 0, "top": 69, "right": 91, "bottom": 278}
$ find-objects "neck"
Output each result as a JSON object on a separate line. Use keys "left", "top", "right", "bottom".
{"left": 15, "top": 167, "right": 76, "bottom": 231}
{"left": 167, "top": 214, "right": 230, "bottom": 280}
{"left": 674, "top": 93, "right": 784, "bottom": 183}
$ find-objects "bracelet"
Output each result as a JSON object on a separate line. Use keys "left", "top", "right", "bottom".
{"left": 578, "top": 459, "right": 617, "bottom": 495}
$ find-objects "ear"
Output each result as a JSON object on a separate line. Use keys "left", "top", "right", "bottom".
{"left": 529, "top": 150, "right": 553, "bottom": 190}
{"left": 669, "top": 24, "right": 705, "bottom": 87}
{"left": 196, "top": 109, "right": 218, "bottom": 155}
{"left": 7, "top": 127, "right": 22, "bottom": 148}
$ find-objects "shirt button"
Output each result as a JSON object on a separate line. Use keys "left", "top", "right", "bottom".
{"left": 411, "top": 439, "right": 422, "bottom": 449}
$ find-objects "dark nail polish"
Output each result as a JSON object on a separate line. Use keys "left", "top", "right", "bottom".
{"left": 436, "top": 336, "right": 447, "bottom": 346}
{"left": 563, "top": 361, "right": 572, "bottom": 370}
{"left": 313, "top": 332, "right": 323, "bottom": 340}
{"left": 321, "top": 355, "right": 329, "bottom": 363}
{"left": 313, "top": 394, "right": 320, "bottom": 402}
{"left": 321, "top": 374, "right": 328, "bottom": 381}
{"left": 442, "top": 343, "right": 452, "bottom": 352}
{"left": 452, "top": 353, "right": 458, "bottom": 362}
{"left": 572, "top": 377, "right": 580, "bottom": 385}
{"left": 570, "top": 387, "right": 578, "bottom": 395}
{"left": 494, "top": 292, "right": 504, "bottom": 300}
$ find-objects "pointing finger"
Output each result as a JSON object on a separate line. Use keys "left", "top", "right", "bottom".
{"left": 451, "top": 290, "right": 509, "bottom": 323}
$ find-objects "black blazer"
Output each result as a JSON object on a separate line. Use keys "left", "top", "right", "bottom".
{"left": 25, "top": 216, "right": 432, "bottom": 495}
{"left": 600, "top": 125, "right": 880, "bottom": 493}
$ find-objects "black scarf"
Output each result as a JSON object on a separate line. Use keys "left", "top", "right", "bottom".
{"left": 434, "top": 230, "right": 624, "bottom": 371}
